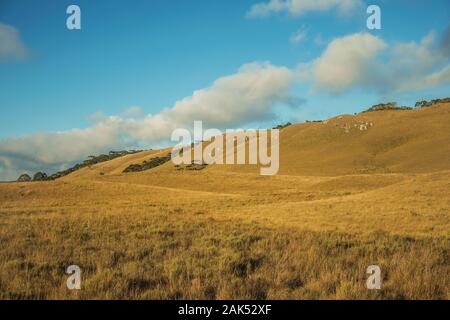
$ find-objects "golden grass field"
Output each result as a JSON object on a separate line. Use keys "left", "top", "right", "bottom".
{"left": 0, "top": 103, "right": 449, "bottom": 299}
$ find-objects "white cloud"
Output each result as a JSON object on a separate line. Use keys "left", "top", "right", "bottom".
{"left": 380, "top": 31, "right": 450, "bottom": 93}
{"left": 163, "top": 62, "right": 293, "bottom": 128}
{"left": 121, "top": 106, "right": 146, "bottom": 118}
{"left": 394, "top": 65, "right": 450, "bottom": 93}
{"left": 85, "top": 111, "right": 108, "bottom": 124}
{"left": 310, "top": 33, "right": 387, "bottom": 94}
{"left": 0, "top": 62, "right": 294, "bottom": 180}
{"left": 303, "top": 31, "right": 450, "bottom": 94}
{"left": 0, "top": 22, "right": 29, "bottom": 60}
{"left": 247, "top": 0, "right": 363, "bottom": 18}
{"left": 290, "top": 28, "right": 308, "bottom": 45}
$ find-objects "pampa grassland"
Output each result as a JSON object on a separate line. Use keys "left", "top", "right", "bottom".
{"left": 0, "top": 102, "right": 449, "bottom": 299}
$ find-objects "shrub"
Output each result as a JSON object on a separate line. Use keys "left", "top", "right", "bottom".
{"left": 273, "top": 122, "right": 292, "bottom": 130}
{"left": 415, "top": 98, "right": 450, "bottom": 108}
{"left": 44, "top": 150, "right": 142, "bottom": 180}
{"left": 33, "top": 172, "right": 48, "bottom": 181}
{"left": 362, "top": 102, "right": 414, "bottom": 113}
{"left": 123, "top": 155, "right": 172, "bottom": 173}
{"left": 17, "top": 174, "right": 31, "bottom": 182}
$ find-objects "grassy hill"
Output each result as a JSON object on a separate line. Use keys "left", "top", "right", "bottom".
{"left": 212, "top": 101, "right": 450, "bottom": 175}
{"left": 0, "top": 101, "right": 448, "bottom": 299}
{"left": 62, "top": 101, "right": 450, "bottom": 180}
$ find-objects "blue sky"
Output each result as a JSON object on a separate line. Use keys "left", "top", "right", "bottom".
{"left": 0, "top": 0, "right": 449, "bottom": 179}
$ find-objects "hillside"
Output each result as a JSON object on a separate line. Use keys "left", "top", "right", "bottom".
{"left": 64, "top": 101, "right": 450, "bottom": 180}
{"left": 0, "top": 101, "right": 448, "bottom": 300}
{"left": 218, "top": 101, "right": 450, "bottom": 175}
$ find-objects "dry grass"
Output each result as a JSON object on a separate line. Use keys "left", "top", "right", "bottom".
{"left": 0, "top": 104, "right": 449, "bottom": 300}
{"left": 0, "top": 170, "right": 448, "bottom": 300}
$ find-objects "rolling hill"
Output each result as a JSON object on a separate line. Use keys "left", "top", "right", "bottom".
{"left": 0, "top": 101, "right": 448, "bottom": 300}
{"left": 64, "top": 100, "right": 450, "bottom": 179}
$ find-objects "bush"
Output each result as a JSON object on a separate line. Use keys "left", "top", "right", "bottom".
{"left": 123, "top": 155, "right": 172, "bottom": 173}
{"left": 362, "top": 102, "right": 414, "bottom": 113}
{"left": 46, "top": 150, "right": 142, "bottom": 180}
{"left": 415, "top": 98, "right": 450, "bottom": 108}
{"left": 273, "top": 122, "right": 292, "bottom": 130}
{"left": 33, "top": 172, "right": 48, "bottom": 181}
{"left": 17, "top": 174, "right": 31, "bottom": 182}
